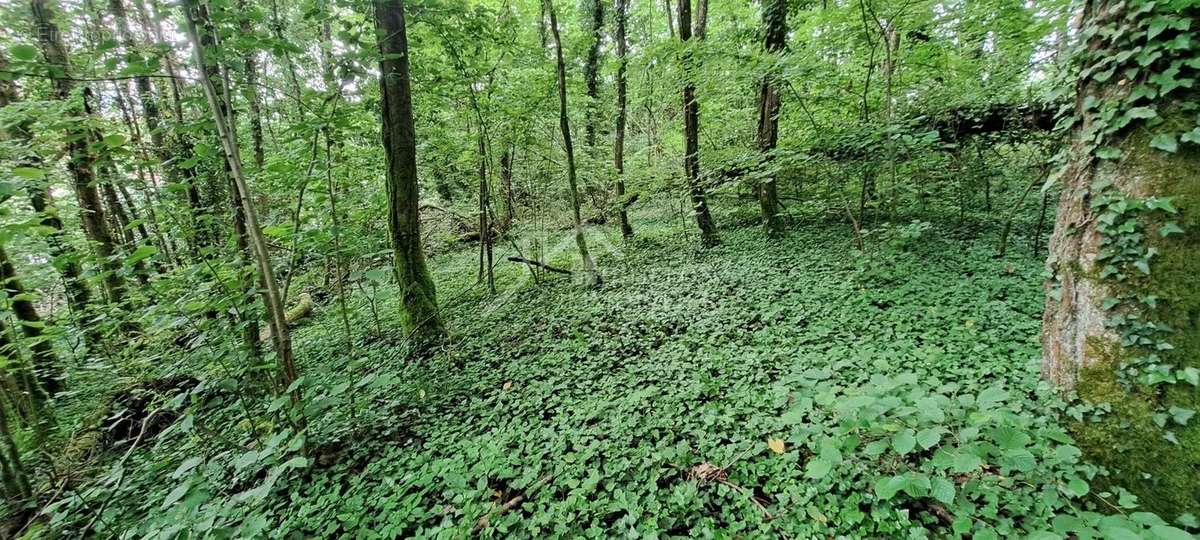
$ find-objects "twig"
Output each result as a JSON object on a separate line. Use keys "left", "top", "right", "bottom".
{"left": 506, "top": 257, "right": 571, "bottom": 275}
{"left": 471, "top": 474, "right": 554, "bottom": 534}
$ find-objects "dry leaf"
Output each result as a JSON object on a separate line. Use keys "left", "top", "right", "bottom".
{"left": 502, "top": 381, "right": 513, "bottom": 390}
{"left": 767, "top": 438, "right": 786, "bottom": 454}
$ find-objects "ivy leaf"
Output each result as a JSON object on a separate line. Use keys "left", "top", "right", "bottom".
{"left": 1095, "top": 147, "right": 1122, "bottom": 160}
{"left": 1168, "top": 406, "right": 1195, "bottom": 426}
{"left": 1181, "top": 127, "right": 1200, "bottom": 144}
{"left": 1159, "top": 222, "right": 1184, "bottom": 237}
{"left": 1126, "top": 106, "right": 1157, "bottom": 120}
{"left": 1150, "top": 133, "right": 1178, "bottom": 153}
{"left": 1147, "top": 17, "right": 1169, "bottom": 40}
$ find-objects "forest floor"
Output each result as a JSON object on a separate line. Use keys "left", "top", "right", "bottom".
{"left": 52, "top": 201, "right": 1100, "bottom": 538}
{"left": 240, "top": 202, "right": 1069, "bottom": 538}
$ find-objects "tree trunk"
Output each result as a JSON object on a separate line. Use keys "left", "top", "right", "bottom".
{"left": 500, "top": 146, "right": 516, "bottom": 229}
{"left": 583, "top": 0, "right": 604, "bottom": 148}
{"left": 1041, "top": 0, "right": 1200, "bottom": 517}
{"left": 613, "top": 0, "right": 633, "bottom": 238}
{"left": 755, "top": 0, "right": 786, "bottom": 238}
{"left": 31, "top": 0, "right": 129, "bottom": 306}
{"left": 0, "top": 52, "right": 97, "bottom": 342}
{"left": 0, "top": 244, "right": 60, "bottom": 399}
{"left": 373, "top": 0, "right": 446, "bottom": 347}
{"left": 678, "top": 0, "right": 718, "bottom": 246}
{"left": 239, "top": 4, "right": 267, "bottom": 169}
{"left": 664, "top": 0, "right": 675, "bottom": 38}
{"left": 547, "top": 0, "right": 601, "bottom": 287}
{"left": 183, "top": 0, "right": 300, "bottom": 398}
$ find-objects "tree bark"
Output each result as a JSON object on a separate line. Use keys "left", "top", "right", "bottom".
{"left": 584, "top": 0, "right": 604, "bottom": 147}
{"left": 678, "top": 0, "right": 718, "bottom": 246}
{"left": 374, "top": 0, "right": 446, "bottom": 346}
{"left": 1041, "top": 0, "right": 1200, "bottom": 517}
{"left": 613, "top": 0, "right": 633, "bottom": 238}
{"left": 0, "top": 244, "right": 61, "bottom": 398}
{"left": 547, "top": 0, "right": 601, "bottom": 287}
{"left": 31, "top": 0, "right": 129, "bottom": 306}
{"left": 754, "top": 0, "right": 786, "bottom": 237}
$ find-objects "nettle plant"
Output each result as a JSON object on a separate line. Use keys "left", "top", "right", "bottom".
{"left": 777, "top": 372, "right": 1194, "bottom": 538}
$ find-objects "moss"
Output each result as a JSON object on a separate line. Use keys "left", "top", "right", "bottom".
{"left": 1070, "top": 112, "right": 1200, "bottom": 518}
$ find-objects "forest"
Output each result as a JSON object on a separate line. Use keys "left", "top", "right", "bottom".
{"left": 0, "top": 0, "right": 1197, "bottom": 536}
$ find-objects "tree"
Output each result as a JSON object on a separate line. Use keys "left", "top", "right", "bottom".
{"left": 613, "top": 0, "right": 633, "bottom": 238}
{"left": 678, "top": 0, "right": 718, "bottom": 247}
{"left": 1041, "top": 0, "right": 1200, "bottom": 516}
{"left": 754, "top": 0, "right": 786, "bottom": 238}
{"left": 31, "top": 0, "right": 129, "bottom": 306}
{"left": 182, "top": 0, "right": 299, "bottom": 396}
{"left": 583, "top": 0, "right": 604, "bottom": 148}
{"left": 547, "top": 0, "right": 601, "bottom": 287}
{"left": 0, "top": 244, "right": 61, "bottom": 398}
{"left": 374, "top": 0, "right": 447, "bottom": 346}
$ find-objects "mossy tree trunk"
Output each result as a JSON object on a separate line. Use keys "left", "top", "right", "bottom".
{"left": 374, "top": 0, "right": 448, "bottom": 346}
{"left": 31, "top": 0, "right": 128, "bottom": 306}
{"left": 1041, "top": 0, "right": 1200, "bottom": 517}
{"left": 613, "top": 0, "right": 633, "bottom": 239}
{"left": 755, "top": 0, "right": 786, "bottom": 238}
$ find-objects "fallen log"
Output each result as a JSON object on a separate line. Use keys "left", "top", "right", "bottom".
{"left": 507, "top": 257, "right": 571, "bottom": 275}
{"left": 259, "top": 292, "right": 314, "bottom": 342}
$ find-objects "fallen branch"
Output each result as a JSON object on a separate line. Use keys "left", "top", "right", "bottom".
{"left": 506, "top": 257, "right": 571, "bottom": 275}
{"left": 472, "top": 474, "right": 554, "bottom": 534}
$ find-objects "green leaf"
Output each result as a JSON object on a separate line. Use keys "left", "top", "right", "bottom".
{"left": 1126, "top": 106, "right": 1157, "bottom": 119}
{"left": 1064, "top": 477, "right": 1090, "bottom": 497}
{"left": 1150, "top": 133, "right": 1179, "bottom": 153}
{"left": 874, "top": 475, "right": 906, "bottom": 500}
{"left": 1095, "top": 147, "right": 1122, "bottom": 160}
{"left": 931, "top": 477, "right": 955, "bottom": 505}
{"left": 1150, "top": 525, "right": 1195, "bottom": 540}
{"left": 951, "top": 451, "right": 983, "bottom": 473}
{"left": 10, "top": 167, "right": 45, "bottom": 179}
{"left": 10, "top": 44, "right": 38, "bottom": 61}
{"left": 161, "top": 479, "right": 192, "bottom": 509}
{"left": 125, "top": 245, "right": 158, "bottom": 266}
{"left": 103, "top": 133, "right": 128, "bottom": 147}
{"left": 916, "top": 427, "right": 944, "bottom": 450}
{"left": 1160, "top": 222, "right": 1184, "bottom": 237}
{"left": 804, "top": 458, "right": 832, "bottom": 479}
{"left": 892, "top": 429, "right": 916, "bottom": 455}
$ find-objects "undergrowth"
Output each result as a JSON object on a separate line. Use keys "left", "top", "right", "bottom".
{"left": 31, "top": 202, "right": 1197, "bottom": 538}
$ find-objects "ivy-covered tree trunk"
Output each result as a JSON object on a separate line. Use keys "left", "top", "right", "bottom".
{"left": 583, "top": 0, "right": 603, "bottom": 148}
{"left": 755, "top": 0, "right": 786, "bottom": 238}
{"left": 613, "top": 0, "right": 633, "bottom": 239}
{"left": 1041, "top": 0, "right": 1200, "bottom": 517}
{"left": 374, "top": 0, "right": 447, "bottom": 345}
{"left": 547, "top": 0, "right": 601, "bottom": 288}
{"left": 31, "top": 0, "right": 128, "bottom": 306}
{"left": 678, "top": 0, "right": 718, "bottom": 247}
